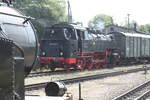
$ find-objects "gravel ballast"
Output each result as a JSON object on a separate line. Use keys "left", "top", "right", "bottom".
{"left": 26, "top": 70, "right": 150, "bottom": 100}
{"left": 25, "top": 64, "right": 148, "bottom": 85}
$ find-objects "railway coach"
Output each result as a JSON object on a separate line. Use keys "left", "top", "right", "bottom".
{"left": 108, "top": 31, "right": 150, "bottom": 65}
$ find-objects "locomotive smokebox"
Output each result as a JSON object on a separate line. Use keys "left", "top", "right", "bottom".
{"left": 45, "top": 82, "right": 67, "bottom": 96}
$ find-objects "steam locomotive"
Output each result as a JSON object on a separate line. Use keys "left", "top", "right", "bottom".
{"left": 40, "top": 23, "right": 150, "bottom": 71}
{"left": 0, "top": 2, "right": 71, "bottom": 100}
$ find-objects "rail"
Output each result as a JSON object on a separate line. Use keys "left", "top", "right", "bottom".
{"left": 25, "top": 66, "right": 150, "bottom": 91}
{"left": 113, "top": 80, "right": 150, "bottom": 100}
{"left": 136, "top": 90, "right": 150, "bottom": 100}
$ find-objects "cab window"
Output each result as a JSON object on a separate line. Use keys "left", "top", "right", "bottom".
{"left": 64, "top": 28, "right": 76, "bottom": 40}
{"left": 76, "top": 29, "right": 85, "bottom": 40}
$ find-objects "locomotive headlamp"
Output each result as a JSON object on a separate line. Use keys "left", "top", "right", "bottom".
{"left": 60, "top": 52, "right": 63, "bottom": 56}
{"left": 42, "top": 52, "right": 46, "bottom": 56}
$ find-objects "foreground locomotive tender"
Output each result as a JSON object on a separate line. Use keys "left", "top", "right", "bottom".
{"left": 0, "top": 2, "right": 72, "bottom": 100}
{"left": 0, "top": 2, "right": 38, "bottom": 100}
{"left": 40, "top": 23, "right": 150, "bottom": 71}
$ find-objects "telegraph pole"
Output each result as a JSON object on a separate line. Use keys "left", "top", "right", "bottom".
{"left": 127, "top": 14, "right": 130, "bottom": 31}
{"left": 67, "top": 1, "right": 72, "bottom": 23}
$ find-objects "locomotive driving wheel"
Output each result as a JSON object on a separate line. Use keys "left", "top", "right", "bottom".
{"left": 77, "top": 58, "right": 86, "bottom": 70}
{"left": 49, "top": 61, "right": 56, "bottom": 71}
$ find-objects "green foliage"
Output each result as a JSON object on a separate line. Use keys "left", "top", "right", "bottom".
{"left": 88, "top": 14, "right": 113, "bottom": 30}
{"left": 136, "top": 24, "right": 150, "bottom": 34}
{"left": 123, "top": 20, "right": 150, "bottom": 34}
{"left": 143, "top": 24, "right": 150, "bottom": 33}
{"left": 13, "top": 0, "right": 67, "bottom": 39}
{"left": 138, "top": 25, "right": 149, "bottom": 33}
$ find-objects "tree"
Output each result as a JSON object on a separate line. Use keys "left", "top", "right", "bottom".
{"left": 88, "top": 14, "right": 113, "bottom": 30}
{"left": 143, "top": 24, "right": 150, "bottom": 33}
{"left": 13, "top": 0, "right": 67, "bottom": 39}
{"left": 123, "top": 20, "right": 150, "bottom": 34}
{"left": 138, "top": 25, "right": 149, "bottom": 33}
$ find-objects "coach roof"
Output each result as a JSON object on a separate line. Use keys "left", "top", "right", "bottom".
{"left": 110, "top": 32, "right": 150, "bottom": 38}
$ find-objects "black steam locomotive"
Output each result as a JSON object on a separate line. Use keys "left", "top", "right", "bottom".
{"left": 40, "top": 23, "right": 150, "bottom": 71}
{"left": 40, "top": 23, "right": 116, "bottom": 71}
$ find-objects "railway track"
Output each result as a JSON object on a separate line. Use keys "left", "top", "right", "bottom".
{"left": 136, "top": 90, "right": 150, "bottom": 100}
{"left": 113, "top": 80, "right": 150, "bottom": 100}
{"left": 28, "top": 64, "right": 148, "bottom": 78}
{"left": 28, "top": 69, "right": 81, "bottom": 78}
{"left": 25, "top": 66, "right": 150, "bottom": 91}
{"left": 28, "top": 70, "right": 66, "bottom": 78}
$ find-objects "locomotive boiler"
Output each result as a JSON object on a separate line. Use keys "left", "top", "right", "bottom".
{"left": 40, "top": 23, "right": 118, "bottom": 71}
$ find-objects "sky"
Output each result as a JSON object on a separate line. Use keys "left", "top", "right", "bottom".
{"left": 68, "top": 0, "right": 150, "bottom": 27}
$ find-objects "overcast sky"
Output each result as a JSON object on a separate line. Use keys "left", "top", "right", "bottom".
{"left": 68, "top": 0, "right": 150, "bottom": 26}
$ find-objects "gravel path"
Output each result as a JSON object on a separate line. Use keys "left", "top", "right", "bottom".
{"left": 25, "top": 64, "right": 147, "bottom": 85}
{"left": 26, "top": 70, "right": 150, "bottom": 100}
